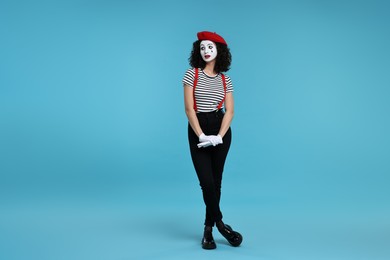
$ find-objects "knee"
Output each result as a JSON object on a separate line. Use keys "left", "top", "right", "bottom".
{"left": 200, "top": 182, "right": 216, "bottom": 193}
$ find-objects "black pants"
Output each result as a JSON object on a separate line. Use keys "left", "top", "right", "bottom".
{"left": 188, "top": 110, "right": 232, "bottom": 227}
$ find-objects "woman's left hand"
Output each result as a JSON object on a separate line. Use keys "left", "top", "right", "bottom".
{"left": 209, "top": 135, "right": 223, "bottom": 146}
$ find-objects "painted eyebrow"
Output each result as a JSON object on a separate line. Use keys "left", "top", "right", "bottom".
{"left": 200, "top": 43, "right": 214, "bottom": 47}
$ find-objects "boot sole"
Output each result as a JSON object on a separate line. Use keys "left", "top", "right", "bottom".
{"left": 201, "top": 241, "right": 217, "bottom": 249}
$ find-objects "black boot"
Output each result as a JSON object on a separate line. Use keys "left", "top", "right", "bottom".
{"left": 201, "top": 226, "right": 216, "bottom": 249}
{"left": 216, "top": 221, "right": 243, "bottom": 247}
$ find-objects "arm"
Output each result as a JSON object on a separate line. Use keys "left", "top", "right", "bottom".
{"left": 184, "top": 84, "right": 203, "bottom": 137}
{"left": 218, "top": 92, "right": 234, "bottom": 138}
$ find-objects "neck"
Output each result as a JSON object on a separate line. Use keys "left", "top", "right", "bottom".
{"left": 203, "top": 60, "right": 216, "bottom": 76}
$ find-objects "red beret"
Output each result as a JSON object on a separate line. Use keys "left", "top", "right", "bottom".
{"left": 197, "top": 31, "right": 227, "bottom": 45}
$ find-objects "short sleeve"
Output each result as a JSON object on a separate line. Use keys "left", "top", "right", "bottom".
{"left": 225, "top": 75, "right": 234, "bottom": 93}
{"left": 182, "top": 68, "right": 195, "bottom": 87}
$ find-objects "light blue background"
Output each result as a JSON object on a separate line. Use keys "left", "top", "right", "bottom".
{"left": 1, "top": 0, "right": 389, "bottom": 259}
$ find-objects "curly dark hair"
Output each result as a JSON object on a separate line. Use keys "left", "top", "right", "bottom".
{"left": 189, "top": 40, "right": 232, "bottom": 73}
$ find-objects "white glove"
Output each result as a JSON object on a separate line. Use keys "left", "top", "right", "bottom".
{"left": 198, "top": 133, "right": 214, "bottom": 148}
{"left": 209, "top": 135, "right": 223, "bottom": 146}
{"left": 197, "top": 141, "right": 212, "bottom": 148}
{"left": 198, "top": 133, "right": 210, "bottom": 143}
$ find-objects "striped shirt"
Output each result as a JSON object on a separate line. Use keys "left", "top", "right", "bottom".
{"left": 182, "top": 68, "right": 234, "bottom": 112}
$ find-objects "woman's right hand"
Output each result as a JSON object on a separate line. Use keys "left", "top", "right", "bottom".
{"left": 198, "top": 133, "right": 213, "bottom": 148}
{"left": 199, "top": 133, "right": 210, "bottom": 143}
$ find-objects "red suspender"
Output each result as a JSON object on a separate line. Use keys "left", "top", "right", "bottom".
{"left": 192, "top": 68, "right": 227, "bottom": 112}
{"left": 217, "top": 73, "right": 227, "bottom": 109}
{"left": 193, "top": 68, "right": 199, "bottom": 111}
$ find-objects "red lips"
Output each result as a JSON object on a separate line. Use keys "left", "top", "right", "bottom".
{"left": 205, "top": 55, "right": 211, "bottom": 59}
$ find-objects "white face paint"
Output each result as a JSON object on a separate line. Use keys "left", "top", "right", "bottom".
{"left": 200, "top": 40, "right": 217, "bottom": 62}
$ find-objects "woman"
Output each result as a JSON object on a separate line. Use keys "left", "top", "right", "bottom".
{"left": 183, "top": 31, "right": 243, "bottom": 250}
